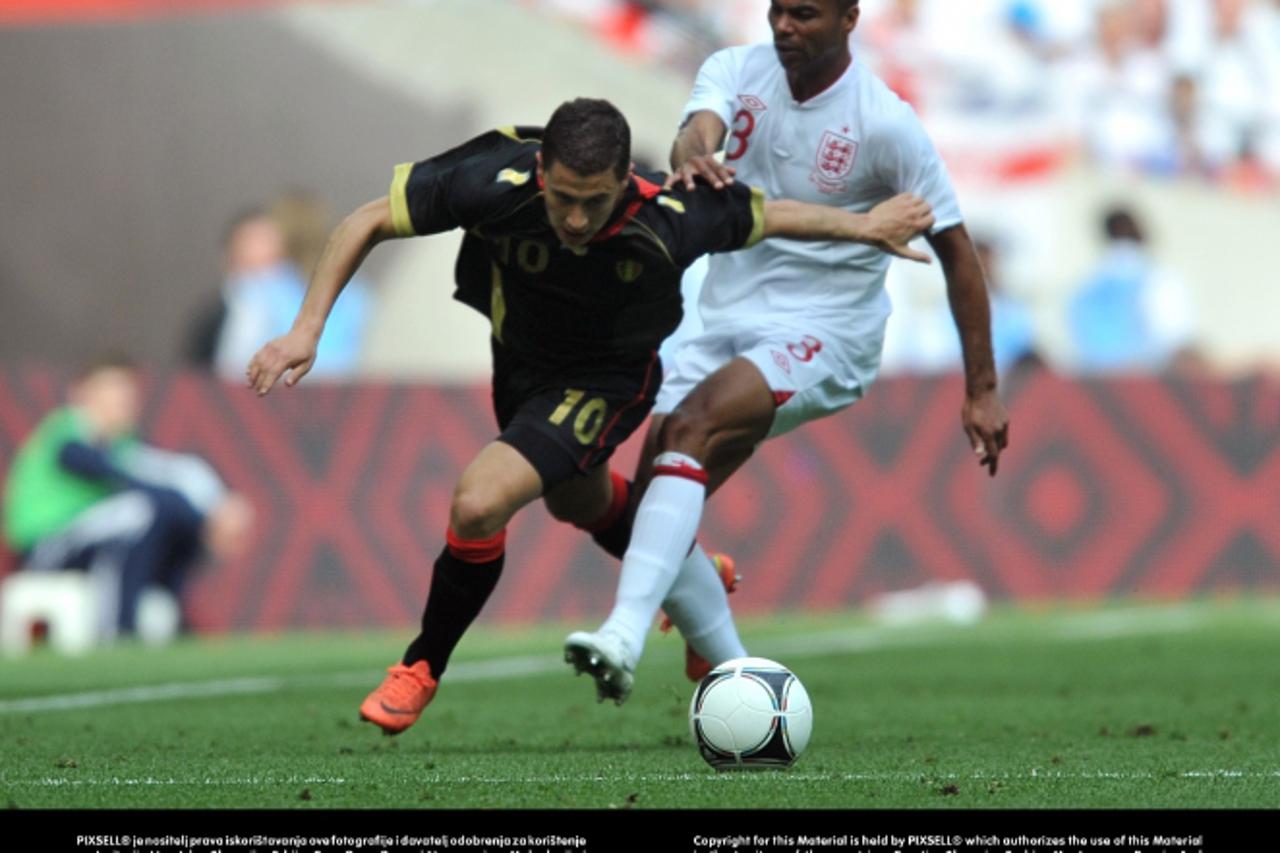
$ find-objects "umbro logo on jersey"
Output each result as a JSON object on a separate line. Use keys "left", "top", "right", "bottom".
{"left": 811, "top": 130, "right": 859, "bottom": 194}
{"left": 771, "top": 349, "right": 792, "bottom": 375}
{"left": 738, "top": 94, "right": 768, "bottom": 112}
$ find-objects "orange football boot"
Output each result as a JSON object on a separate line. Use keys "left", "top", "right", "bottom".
{"left": 659, "top": 552, "right": 741, "bottom": 682}
{"left": 358, "top": 660, "right": 438, "bottom": 735}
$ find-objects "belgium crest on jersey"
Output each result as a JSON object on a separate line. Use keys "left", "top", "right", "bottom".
{"left": 812, "top": 130, "right": 858, "bottom": 194}
{"left": 616, "top": 259, "right": 644, "bottom": 283}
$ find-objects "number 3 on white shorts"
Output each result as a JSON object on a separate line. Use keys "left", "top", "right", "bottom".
{"left": 786, "top": 336, "right": 823, "bottom": 363}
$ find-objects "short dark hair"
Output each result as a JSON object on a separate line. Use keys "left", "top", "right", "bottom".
{"left": 76, "top": 351, "right": 136, "bottom": 382}
{"left": 1103, "top": 206, "right": 1144, "bottom": 243}
{"left": 542, "top": 98, "right": 631, "bottom": 180}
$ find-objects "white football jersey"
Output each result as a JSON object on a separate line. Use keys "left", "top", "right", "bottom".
{"left": 682, "top": 43, "right": 963, "bottom": 383}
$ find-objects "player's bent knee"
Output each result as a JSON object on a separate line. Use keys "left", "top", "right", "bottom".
{"left": 449, "top": 489, "right": 511, "bottom": 541}
{"left": 657, "top": 407, "right": 716, "bottom": 460}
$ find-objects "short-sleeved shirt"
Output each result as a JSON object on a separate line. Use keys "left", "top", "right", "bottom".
{"left": 681, "top": 45, "right": 963, "bottom": 386}
{"left": 388, "top": 126, "right": 766, "bottom": 382}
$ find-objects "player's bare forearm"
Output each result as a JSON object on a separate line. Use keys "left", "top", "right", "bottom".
{"left": 928, "top": 223, "right": 1010, "bottom": 474}
{"left": 670, "top": 112, "right": 726, "bottom": 167}
{"left": 762, "top": 195, "right": 934, "bottom": 263}
{"left": 667, "top": 111, "right": 733, "bottom": 190}
{"left": 930, "top": 224, "right": 996, "bottom": 395}
{"left": 246, "top": 196, "right": 396, "bottom": 396}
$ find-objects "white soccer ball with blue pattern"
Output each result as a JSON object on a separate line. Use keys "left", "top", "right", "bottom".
{"left": 688, "top": 657, "right": 813, "bottom": 770}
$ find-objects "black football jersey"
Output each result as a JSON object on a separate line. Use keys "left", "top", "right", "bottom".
{"left": 388, "top": 126, "right": 764, "bottom": 376}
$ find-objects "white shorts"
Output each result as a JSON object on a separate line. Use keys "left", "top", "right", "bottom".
{"left": 655, "top": 317, "right": 876, "bottom": 439}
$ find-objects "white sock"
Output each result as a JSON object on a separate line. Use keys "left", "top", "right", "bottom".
{"left": 600, "top": 452, "right": 706, "bottom": 665}
{"left": 662, "top": 545, "right": 748, "bottom": 665}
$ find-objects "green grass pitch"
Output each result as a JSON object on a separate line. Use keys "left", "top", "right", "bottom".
{"left": 2, "top": 599, "right": 1277, "bottom": 810}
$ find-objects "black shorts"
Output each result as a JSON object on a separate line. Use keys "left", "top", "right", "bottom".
{"left": 491, "top": 346, "right": 661, "bottom": 491}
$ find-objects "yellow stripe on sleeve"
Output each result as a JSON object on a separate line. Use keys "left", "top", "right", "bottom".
{"left": 745, "top": 185, "right": 767, "bottom": 248}
{"left": 490, "top": 263, "right": 506, "bottom": 343}
{"left": 389, "top": 162, "right": 415, "bottom": 237}
{"left": 497, "top": 126, "right": 540, "bottom": 144}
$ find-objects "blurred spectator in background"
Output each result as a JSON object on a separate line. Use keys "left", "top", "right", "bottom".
{"left": 195, "top": 200, "right": 372, "bottom": 380}
{"left": 533, "top": 0, "right": 1280, "bottom": 188}
{"left": 1193, "top": 0, "right": 1280, "bottom": 187}
{"left": 1068, "top": 206, "right": 1200, "bottom": 373}
{"left": 1070, "top": 0, "right": 1175, "bottom": 174}
{"left": 857, "top": 0, "right": 930, "bottom": 109}
{"left": 212, "top": 207, "right": 307, "bottom": 380}
{"left": 976, "top": 236, "right": 1043, "bottom": 376}
{"left": 1161, "top": 72, "right": 1210, "bottom": 175}
{"left": 183, "top": 285, "right": 227, "bottom": 371}
{"left": 880, "top": 250, "right": 963, "bottom": 376}
{"left": 881, "top": 235, "right": 1042, "bottom": 378}
{"left": 268, "top": 189, "right": 373, "bottom": 377}
{"left": 2, "top": 356, "right": 252, "bottom": 639}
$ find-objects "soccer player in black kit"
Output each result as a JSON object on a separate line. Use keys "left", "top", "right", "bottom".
{"left": 246, "top": 98, "right": 934, "bottom": 735}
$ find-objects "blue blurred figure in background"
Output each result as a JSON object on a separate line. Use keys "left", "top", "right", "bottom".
{"left": 1068, "top": 205, "right": 1198, "bottom": 374}
{"left": 212, "top": 199, "right": 372, "bottom": 381}
{"left": 213, "top": 208, "right": 309, "bottom": 380}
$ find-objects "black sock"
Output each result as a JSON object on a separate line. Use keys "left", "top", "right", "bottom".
{"left": 587, "top": 474, "right": 637, "bottom": 560}
{"left": 590, "top": 516, "right": 634, "bottom": 561}
{"left": 402, "top": 544, "right": 504, "bottom": 678}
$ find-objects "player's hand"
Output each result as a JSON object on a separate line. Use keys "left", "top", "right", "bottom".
{"left": 962, "top": 389, "right": 1010, "bottom": 477}
{"left": 664, "top": 155, "right": 737, "bottom": 191}
{"left": 866, "top": 193, "right": 935, "bottom": 263}
{"left": 203, "top": 492, "right": 254, "bottom": 560}
{"left": 246, "top": 327, "right": 319, "bottom": 396}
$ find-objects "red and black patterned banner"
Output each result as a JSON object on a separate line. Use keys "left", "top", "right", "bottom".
{"left": 1, "top": 367, "right": 1277, "bottom": 630}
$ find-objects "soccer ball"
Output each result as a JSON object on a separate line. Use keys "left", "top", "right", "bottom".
{"left": 688, "top": 657, "right": 813, "bottom": 770}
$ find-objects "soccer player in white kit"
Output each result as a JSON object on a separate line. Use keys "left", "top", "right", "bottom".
{"left": 566, "top": 0, "right": 1010, "bottom": 704}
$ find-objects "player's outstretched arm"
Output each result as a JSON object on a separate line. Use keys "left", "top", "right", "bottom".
{"left": 667, "top": 110, "right": 735, "bottom": 191}
{"left": 928, "top": 223, "right": 1010, "bottom": 476}
{"left": 762, "top": 193, "right": 935, "bottom": 263}
{"left": 246, "top": 196, "right": 398, "bottom": 396}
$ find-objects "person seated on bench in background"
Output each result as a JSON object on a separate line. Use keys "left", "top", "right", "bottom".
{"left": 2, "top": 355, "right": 253, "bottom": 639}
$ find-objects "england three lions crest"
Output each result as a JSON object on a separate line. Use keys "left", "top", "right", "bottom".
{"left": 811, "top": 130, "right": 858, "bottom": 194}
